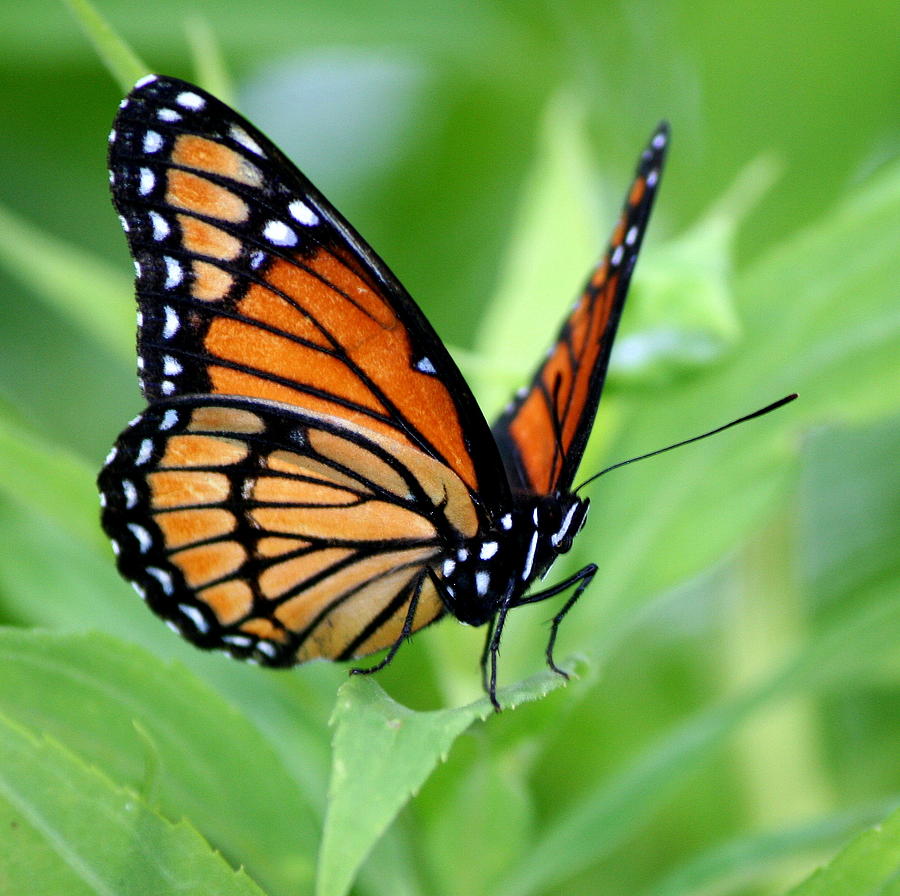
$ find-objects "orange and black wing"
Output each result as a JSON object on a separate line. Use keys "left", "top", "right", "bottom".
{"left": 98, "top": 394, "right": 480, "bottom": 664}
{"left": 108, "top": 75, "right": 509, "bottom": 509}
{"left": 492, "top": 124, "right": 668, "bottom": 495}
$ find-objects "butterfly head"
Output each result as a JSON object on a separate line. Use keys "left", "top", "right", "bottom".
{"left": 436, "top": 493, "right": 590, "bottom": 626}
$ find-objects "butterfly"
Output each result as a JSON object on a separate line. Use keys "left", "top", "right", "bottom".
{"left": 98, "top": 74, "right": 667, "bottom": 709}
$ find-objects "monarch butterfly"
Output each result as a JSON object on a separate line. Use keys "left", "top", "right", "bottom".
{"left": 98, "top": 73, "right": 667, "bottom": 709}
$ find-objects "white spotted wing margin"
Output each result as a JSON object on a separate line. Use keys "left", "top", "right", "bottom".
{"left": 97, "top": 394, "right": 489, "bottom": 666}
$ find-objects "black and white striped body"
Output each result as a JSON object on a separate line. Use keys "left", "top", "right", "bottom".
{"left": 438, "top": 495, "right": 590, "bottom": 626}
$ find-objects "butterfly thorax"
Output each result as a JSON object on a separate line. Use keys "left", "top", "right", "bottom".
{"left": 435, "top": 494, "right": 590, "bottom": 626}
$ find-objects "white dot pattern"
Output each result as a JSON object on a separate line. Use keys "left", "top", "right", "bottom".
{"left": 263, "top": 220, "right": 297, "bottom": 246}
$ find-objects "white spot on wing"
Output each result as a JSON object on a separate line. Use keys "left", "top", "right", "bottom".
{"left": 136, "top": 439, "right": 153, "bottom": 465}
{"left": 163, "top": 257, "right": 183, "bottom": 289}
{"left": 415, "top": 356, "right": 436, "bottom": 374}
{"left": 288, "top": 200, "right": 319, "bottom": 226}
{"left": 161, "top": 380, "right": 175, "bottom": 395}
{"left": 611, "top": 245, "right": 624, "bottom": 267}
{"left": 256, "top": 641, "right": 278, "bottom": 660}
{"left": 176, "top": 91, "right": 205, "bottom": 110}
{"left": 475, "top": 571, "right": 490, "bottom": 596}
{"left": 127, "top": 523, "right": 152, "bottom": 553}
{"left": 442, "top": 558, "right": 456, "bottom": 577}
{"left": 456, "top": 548, "right": 469, "bottom": 562}
{"left": 157, "top": 107, "right": 181, "bottom": 122}
{"left": 135, "top": 74, "right": 158, "bottom": 88}
{"left": 625, "top": 225, "right": 639, "bottom": 246}
{"left": 223, "top": 634, "right": 253, "bottom": 648}
{"left": 263, "top": 220, "right": 297, "bottom": 246}
{"left": 162, "top": 306, "right": 179, "bottom": 338}
{"left": 104, "top": 445, "right": 118, "bottom": 466}
{"left": 500, "top": 513, "right": 512, "bottom": 530}
{"left": 163, "top": 355, "right": 182, "bottom": 375}
{"left": 149, "top": 211, "right": 169, "bottom": 240}
{"left": 147, "top": 566, "right": 174, "bottom": 595}
{"left": 160, "top": 409, "right": 179, "bottom": 430}
{"left": 131, "top": 581, "right": 146, "bottom": 599}
{"left": 229, "top": 124, "right": 264, "bottom": 156}
{"left": 123, "top": 479, "right": 138, "bottom": 509}
{"left": 646, "top": 169, "right": 659, "bottom": 188}
{"left": 249, "top": 249, "right": 266, "bottom": 269}
{"left": 139, "top": 167, "right": 155, "bottom": 195}
{"left": 179, "top": 603, "right": 209, "bottom": 634}
{"left": 143, "top": 130, "right": 164, "bottom": 154}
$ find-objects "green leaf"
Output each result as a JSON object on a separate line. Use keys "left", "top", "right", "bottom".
{"left": 0, "top": 630, "right": 318, "bottom": 896}
{"left": 316, "top": 671, "right": 566, "bottom": 896}
{"left": 786, "top": 805, "right": 900, "bottom": 895}
{"left": 62, "top": 0, "right": 147, "bottom": 93}
{"left": 0, "top": 710, "right": 265, "bottom": 896}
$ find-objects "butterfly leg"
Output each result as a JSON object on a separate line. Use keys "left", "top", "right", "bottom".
{"left": 350, "top": 574, "right": 425, "bottom": 677}
{"left": 479, "top": 613, "right": 496, "bottom": 694}
{"left": 482, "top": 603, "right": 512, "bottom": 712}
{"left": 513, "top": 563, "right": 598, "bottom": 678}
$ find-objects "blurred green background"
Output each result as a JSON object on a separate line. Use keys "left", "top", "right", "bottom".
{"left": 0, "top": 1, "right": 897, "bottom": 895}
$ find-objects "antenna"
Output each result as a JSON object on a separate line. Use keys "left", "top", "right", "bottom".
{"left": 575, "top": 393, "right": 798, "bottom": 494}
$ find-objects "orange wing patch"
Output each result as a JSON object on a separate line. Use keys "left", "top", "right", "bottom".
{"left": 170, "top": 134, "right": 263, "bottom": 187}
{"left": 171, "top": 541, "right": 247, "bottom": 589}
{"left": 204, "top": 250, "right": 483, "bottom": 493}
{"left": 168, "top": 171, "right": 249, "bottom": 225}
{"left": 198, "top": 580, "right": 254, "bottom": 625}
{"left": 347, "top": 576, "right": 444, "bottom": 658}
{"left": 493, "top": 127, "right": 667, "bottom": 495}
{"left": 294, "top": 564, "right": 444, "bottom": 662}
{"left": 507, "top": 271, "right": 620, "bottom": 495}
{"left": 155, "top": 507, "right": 235, "bottom": 550}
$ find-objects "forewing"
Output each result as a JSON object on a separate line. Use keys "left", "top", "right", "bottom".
{"left": 108, "top": 74, "right": 509, "bottom": 506}
{"left": 98, "top": 395, "right": 481, "bottom": 663}
{"left": 492, "top": 124, "right": 668, "bottom": 495}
